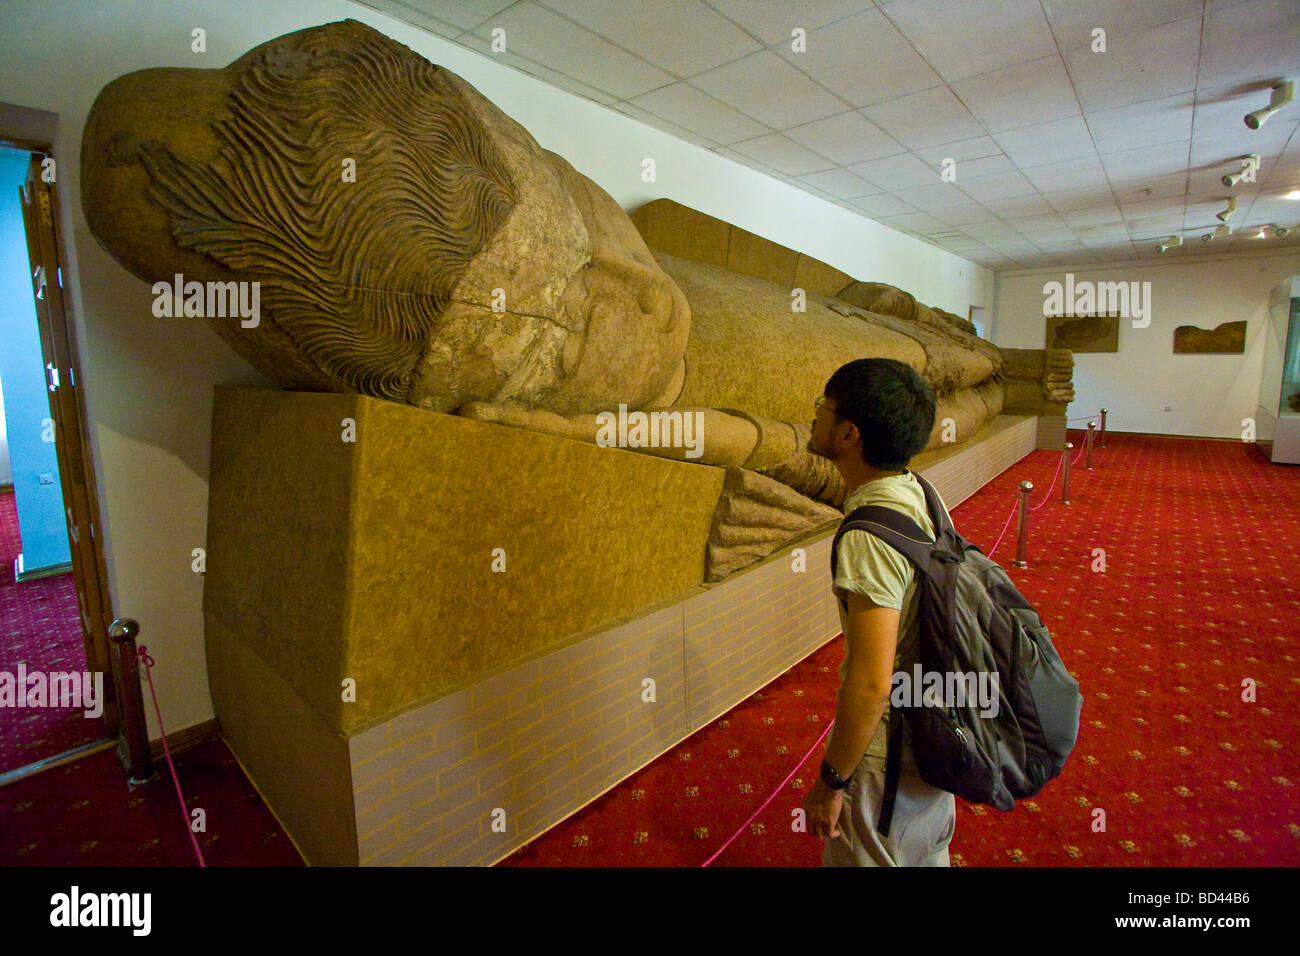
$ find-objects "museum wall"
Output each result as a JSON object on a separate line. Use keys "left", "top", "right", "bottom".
{"left": 0, "top": 0, "right": 992, "bottom": 737}
{"left": 992, "top": 249, "right": 1300, "bottom": 440}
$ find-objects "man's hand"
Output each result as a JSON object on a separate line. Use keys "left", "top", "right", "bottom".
{"left": 803, "top": 777, "right": 846, "bottom": 844}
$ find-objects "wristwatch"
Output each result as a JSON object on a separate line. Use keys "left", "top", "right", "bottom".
{"left": 820, "top": 759, "right": 853, "bottom": 790}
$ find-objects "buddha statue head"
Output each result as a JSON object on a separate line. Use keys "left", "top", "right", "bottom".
{"left": 81, "top": 18, "right": 689, "bottom": 414}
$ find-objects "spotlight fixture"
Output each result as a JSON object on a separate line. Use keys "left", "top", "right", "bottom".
{"left": 1252, "top": 224, "right": 1292, "bottom": 239}
{"left": 1201, "top": 224, "right": 1233, "bottom": 242}
{"left": 1222, "top": 154, "right": 1261, "bottom": 187}
{"left": 1156, "top": 235, "right": 1182, "bottom": 252}
{"left": 1217, "top": 197, "right": 1238, "bottom": 222}
{"left": 1245, "top": 80, "right": 1295, "bottom": 129}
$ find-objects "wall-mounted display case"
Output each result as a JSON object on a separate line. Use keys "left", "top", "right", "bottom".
{"left": 1257, "top": 276, "right": 1300, "bottom": 465}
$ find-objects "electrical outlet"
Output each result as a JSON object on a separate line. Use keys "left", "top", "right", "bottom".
{"left": 38, "top": 473, "right": 55, "bottom": 485}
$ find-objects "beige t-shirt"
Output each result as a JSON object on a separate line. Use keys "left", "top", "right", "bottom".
{"left": 832, "top": 470, "right": 943, "bottom": 775}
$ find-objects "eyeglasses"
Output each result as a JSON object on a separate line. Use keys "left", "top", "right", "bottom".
{"left": 814, "top": 396, "right": 837, "bottom": 415}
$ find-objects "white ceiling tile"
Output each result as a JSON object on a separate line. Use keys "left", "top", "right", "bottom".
{"left": 849, "top": 193, "right": 921, "bottom": 216}
{"left": 1063, "top": 16, "right": 1201, "bottom": 112}
{"left": 993, "top": 195, "right": 1055, "bottom": 218}
{"left": 798, "top": 167, "right": 879, "bottom": 198}
{"left": 1246, "top": 194, "right": 1300, "bottom": 221}
{"left": 861, "top": 85, "right": 986, "bottom": 150}
{"left": 913, "top": 136, "right": 1004, "bottom": 165}
{"left": 847, "top": 151, "right": 942, "bottom": 190}
{"left": 883, "top": 0, "right": 1057, "bottom": 83}
{"left": 1087, "top": 93, "right": 1195, "bottom": 154}
{"left": 1023, "top": 156, "right": 1108, "bottom": 191}
{"left": 886, "top": 211, "right": 948, "bottom": 233}
{"left": 611, "top": 101, "right": 719, "bottom": 146}
{"left": 1041, "top": 0, "right": 1204, "bottom": 50}
{"left": 690, "top": 50, "right": 848, "bottom": 128}
{"left": 934, "top": 201, "right": 999, "bottom": 225}
{"left": 950, "top": 154, "right": 1018, "bottom": 180}
{"left": 784, "top": 110, "right": 905, "bottom": 165}
{"left": 628, "top": 83, "right": 771, "bottom": 144}
{"left": 959, "top": 170, "right": 1039, "bottom": 201}
{"left": 397, "top": 0, "right": 518, "bottom": 32}
{"left": 727, "top": 133, "right": 836, "bottom": 175}
{"left": 961, "top": 219, "right": 1024, "bottom": 241}
{"left": 1047, "top": 184, "right": 1121, "bottom": 210}
{"left": 469, "top": 2, "right": 674, "bottom": 98}
{"left": 1024, "top": 229, "right": 1080, "bottom": 245}
{"left": 1109, "top": 172, "right": 1188, "bottom": 202}
{"left": 1061, "top": 204, "right": 1124, "bottom": 227}
{"left": 1190, "top": 119, "right": 1299, "bottom": 167}
{"left": 538, "top": 0, "right": 762, "bottom": 75}
{"left": 1100, "top": 142, "right": 1189, "bottom": 181}
{"left": 1200, "top": 0, "right": 1300, "bottom": 89}
{"left": 953, "top": 55, "right": 1080, "bottom": 133}
{"left": 1120, "top": 196, "right": 1186, "bottom": 220}
{"left": 705, "top": 0, "right": 876, "bottom": 46}
{"left": 1126, "top": 214, "right": 1187, "bottom": 238}
{"left": 362, "top": 0, "right": 466, "bottom": 36}
{"left": 1011, "top": 212, "right": 1067, "bottom": 231}
{"left": 777, "top": 8, "right": 944, "bottom": 107}
{"left": 891, "top": 182, "right": 974, "bottom": 211}
{"left": 714, "top": 147, "right": 790, "bottom": 179}
{"left": 937, "top": 238, "right": 995, "bottom": 254}
{"left": 455, "top": 33, "right": 622, "bottom": 103}
{"left": 993, "top": 116, "right": 1094, "bottom": 168}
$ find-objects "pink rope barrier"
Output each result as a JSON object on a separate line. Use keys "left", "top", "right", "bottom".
{"left": 700, "top": 719, "right": 835, "bottom": 866}
{"left": 135, "top": 645, "right": 207, "bottom": 867}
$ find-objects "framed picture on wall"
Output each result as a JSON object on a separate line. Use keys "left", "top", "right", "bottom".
{"left": 1045, "top": 313, "right": 1121, "bottom": 352}
{"left": 1173, "top": 321, "right": 1246, "bottom": 354}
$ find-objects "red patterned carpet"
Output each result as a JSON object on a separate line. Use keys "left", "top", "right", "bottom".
{"left": 0, "top": 738, "right": 302, "bottom": 865}
{"left": 500, "top": 432, "right": 1300, "bottom": 866}
{"left": 0, "top": 489, "right": 107, "bottom": 774}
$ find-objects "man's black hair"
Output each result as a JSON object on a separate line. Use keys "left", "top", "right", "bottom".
{"left": 823, "top": 358, "right": 936, "bottom": 470}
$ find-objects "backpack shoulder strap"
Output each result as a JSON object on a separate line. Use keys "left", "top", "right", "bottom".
{"left": 832, "top": 504, "right": 935, "bottom": 577}
{"left": 909, "top": 470, "right": 955, "bottom": 539}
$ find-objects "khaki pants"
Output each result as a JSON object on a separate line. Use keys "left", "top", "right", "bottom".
{"left": 822, "top": 768, "right": 956, "bottom": 867}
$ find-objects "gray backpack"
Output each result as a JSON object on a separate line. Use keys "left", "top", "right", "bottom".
{"left": 830, "top": 471, "right": 1083, "bottom": 836}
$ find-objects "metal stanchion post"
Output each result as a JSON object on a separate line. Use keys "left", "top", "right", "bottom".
{"left": 1099, "top": 408, "right": 1108, "bottom": 448}
{"left": 1013, "top": 480, "right": 1033, "bottom": 569}
{"left": 108, "top": 618, "right": 155, "bottom": 786}
{"left": 1086, "top": 421, "right": 1096, "bottom": 470}
{"left": 1061, "top": 442, "right": 1072, "bottom": 505}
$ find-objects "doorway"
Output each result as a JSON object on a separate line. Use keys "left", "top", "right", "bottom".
{"left": 0, "top": 140, "right": 117, "bottom": 782}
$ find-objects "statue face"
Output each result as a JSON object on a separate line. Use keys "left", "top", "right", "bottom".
{"left": 82, "top": 18, "right": 689, "bottom": 414}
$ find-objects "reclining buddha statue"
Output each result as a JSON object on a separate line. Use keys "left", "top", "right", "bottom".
{"left": 82, "top": 19, "right": 1060, "bottom": 580}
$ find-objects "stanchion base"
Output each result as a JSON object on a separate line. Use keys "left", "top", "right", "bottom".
{"left": 127, "top": 769, "right": 162, "bottom": 790}
{"left": 1011, "top": 561, "right": 1028, "bottom": 569}
{"left": 1061, "top": 499, "right": 1070, "bottom": 505}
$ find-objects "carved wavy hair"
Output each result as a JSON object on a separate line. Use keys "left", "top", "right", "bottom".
{"left": 138, "top": 20, "right": 517, "bottom": 399}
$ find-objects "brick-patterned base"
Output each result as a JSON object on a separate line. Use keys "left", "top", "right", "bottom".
{"left": 345, "top": 415, "right": 1040, "bottom": 866}
{"left": 1036, "top": 416, "right": 1067, "bottom": 451}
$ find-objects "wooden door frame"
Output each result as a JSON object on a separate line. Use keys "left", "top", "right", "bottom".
{"left": 4, "top": 133, "right": 120, "bottom": 735}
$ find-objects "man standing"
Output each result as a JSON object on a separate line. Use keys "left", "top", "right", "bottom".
{"left": 801, "top": 358, "right": 957, "bottom": 867}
